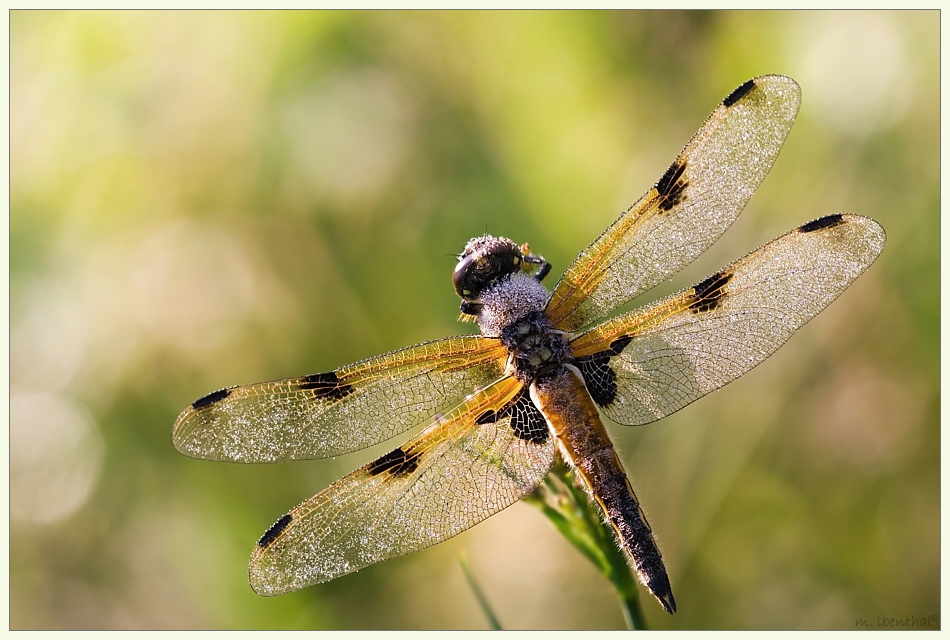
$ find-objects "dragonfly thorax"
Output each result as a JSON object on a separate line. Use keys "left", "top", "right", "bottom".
{"left": 470, "top": 267, "right": 572, "bottom": 384}
{"left": 498, "top": 308, "right": 573, "bottom": 383}
{"left": 471, "top": 269, "right": 549, "bottom": 335}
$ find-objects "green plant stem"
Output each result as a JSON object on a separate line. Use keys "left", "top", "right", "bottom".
{"left": 524, "top": 458, "right": 648, "bottom": 630}
{"left": 459, "top": 553, "right": 503, "bottom": 630}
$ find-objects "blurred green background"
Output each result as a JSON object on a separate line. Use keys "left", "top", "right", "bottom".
{"left": 10, "top": 10, "right": 938, "bottom": 630}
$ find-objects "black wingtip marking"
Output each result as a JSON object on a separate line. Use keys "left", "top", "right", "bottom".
{"left": 192, "top": 387, "right": 231, "bottom": 410}
{"left": 655, "top": 159, "right": 688, "bottom": 212}
{"left": 258, "top": 513, "right": 293, "bottom": 547}
{"left": 300, "top": 371, "right": 354, "bottom": 400}
{"left": 689, "top": 270, "right": 734, "bottom": 314}
{"left": 368, "top": 446, "right": 421, "bottom": 478}
{"left": 799, "top": 214, "right": 845, "bottom": 233}
{"left": 723, "top": 79, "right": 756, "bottom": 107}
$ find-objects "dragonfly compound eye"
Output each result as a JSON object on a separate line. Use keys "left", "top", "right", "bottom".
{"left": 453, "top": 236, "right": 524, "bottom": 300}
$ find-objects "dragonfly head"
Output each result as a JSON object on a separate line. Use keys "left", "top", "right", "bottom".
{"left": 453, "top": 235, "right": 526, "bottom": 302}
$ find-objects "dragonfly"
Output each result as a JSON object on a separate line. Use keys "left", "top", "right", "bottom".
{"left": 172, "top": 75, "right": 885, "bottom": 615}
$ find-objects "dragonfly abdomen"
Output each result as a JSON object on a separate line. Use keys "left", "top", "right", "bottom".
{"left": 531, "top": 365, "right": 676, "bottom": 614}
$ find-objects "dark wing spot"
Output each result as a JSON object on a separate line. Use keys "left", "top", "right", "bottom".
{"left": 299, "top": 371, "right": 354, "bottom": 400}
{"left": 505, "top": 392, "right": 549, "bottom": 444}
{"left": 723, "top": 78, "right": 756, "bottom": 107}
{"left": 609, "top": 335, "right": 633, "bottom": 356}
{"left": 689, "top": 270, "right": 734, "bottom": 314}
{"left": 655, "top": 159, "right": 689, "bottom": 212}
{"left": 472, "top": 389, "right": 548, "bottom": 444}
{"left": 367, "top": 446, "right": 421, "bottom": 478}
{"left": 258, "top": 513, "right": 293, "bottom": 547}
{"left": 577, "top": 354, "right": 619, "bottom": 407}
{"left": 799, "top": 214, "right": 845, "bottom": 233}
{"left": 192, "top": 387, "right": 231, "bottom": 410}
{"left": 573, "top": 335, "right": 634, "bottom": 408}
{"left": 475, "top": 410, "right": 497, "bottom": 425}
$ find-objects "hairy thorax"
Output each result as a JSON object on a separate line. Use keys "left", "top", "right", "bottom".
{"left": 474, "top": 272, "right": 573, "bottom": 383}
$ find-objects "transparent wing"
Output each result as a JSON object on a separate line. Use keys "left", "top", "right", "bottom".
{"left": 248, "top": 376, "right": 555, "bottom": 595}
{"left": 547, "top": 75, "right": 802, "bottom": 333}
{"left": 570, "top": 214, "right": 885, "bottom": 426}
{"left": 172, "top": 336, "right": 509, "bottom": 462}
